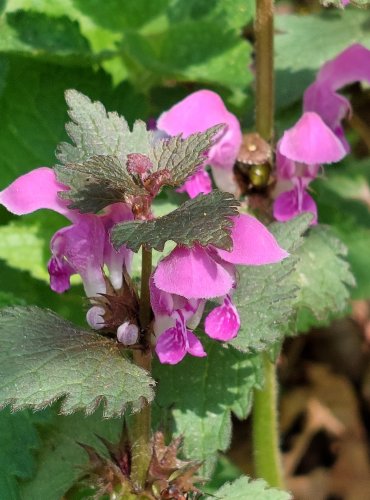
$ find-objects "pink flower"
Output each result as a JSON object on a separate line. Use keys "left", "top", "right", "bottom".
{"left": 152, "top": 213, "right": 288, "bottom": 363}
{"left": 273, "top": 112, "right": 346, "bottom": 223}
{"left": 304, "top": 44, "right": 370, "bottom": 150}
{"left": 0, "top": 167, "right": 133, "bottom": 300}
{"left": 157, "top": 90, "right": 242, "bottom": 197}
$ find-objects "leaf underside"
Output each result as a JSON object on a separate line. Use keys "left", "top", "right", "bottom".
{"left": 206, "top": 476, "right": 291, "bottom": 500}
{"left": 0, "top": 307, "right": 154, "bottom": 417}
{"left": 111, "top": 190, "right": 240, "bottom": 252}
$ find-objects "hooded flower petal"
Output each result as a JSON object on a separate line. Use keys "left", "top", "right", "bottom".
{"left": 273, "top": 186, "right": 317, "bottom": 224}
{"left": 280, "top": 112, "right": 346, "bottom": 165}
{"left": 216, "top": 214, "right": 288, "bottom": 265}
{"left": 49, "top": 216, "right": 106, "bottom": 297}
{"left": 157, "top": 90, "right": 242, "bottom": 171}
{"left": 315, "top": 43, "right": 370, "bottom": 90}
{"left": 153, "top": 245, "right": 234, "bottom": 299}
{"left": 0, "top": 167, "right": 73, "bottom": 219}
{"left": 205, "top": 295, "right": 240, "bottom": 341}
{"left": 177, "top": 169, "right": 212, "bottom": 198}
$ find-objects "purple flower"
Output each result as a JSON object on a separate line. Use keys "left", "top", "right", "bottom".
{"left": 152, "top": 213, "right": 288, "bottom": 363}
{"left": 304, "top": 44, "right": 370, "bottom": 150}
{"left": 273, "top": 112, "right": 346, "bottom": 223}
{"left": 0, "top": 167, "right": 133, "bottom": 301}
{"left": 157, "top": 90, "right": 242, "bottom": 197}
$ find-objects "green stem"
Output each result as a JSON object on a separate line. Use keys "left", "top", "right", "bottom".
{"left": 252, "top": 352, "right": 284, "bottom": 488}
{"left": 255, "top": 0, "right": 275, "bottom": 142}
{"left": 252, "top": 0, "right": 284, "bottom": 489}
{"left": 130, "top": 248, "right": 152, "bottom": 491}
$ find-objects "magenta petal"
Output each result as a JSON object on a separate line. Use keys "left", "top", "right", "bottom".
{"left": 155, "top": 326, "right": 187, "bottom": 365}
{"left": 0, "top": 167, "right": 73, "bottom": 219}
{"left": 273, "top": 188, "right": 317, "bottom": 224}
{"left": 153, "top": 245, "right": 234, "bottom": 299}
{"left": 205, "top": 296, "right": 240, "bottom": 341}
{"left": 317, "top": 44, "right": 370, "bottom": 90}
{"left": 186, "top": 331, "right": 207, "bottom": 357}
{"left": 280, "top": 112, "right": 346, "bottom": 165}
{"left": 304, "top": 82, "right": 350, "bottom": 130}
{"left": 177, "top": 169, "right": 212, "bottom": 198}
{"left": 216, "top": 214, "right": 288, "bottom": 266}
{"left": 50, "top": 216, "right": 106, "bottom": 297}
{"left": 47, "top": 255, "right": 74, "bottom": 293}
{"left": 157, "top": 90, "right": 242, "bottom": 170}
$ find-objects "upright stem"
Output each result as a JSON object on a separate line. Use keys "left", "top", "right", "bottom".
{"left": 255, "top": 0, "right": 275, "bottom": 142}
{"left": 252, "top": 352, "right": 284, "bottom": 488}
{"left": 130, "top": 248, "right": 152, "bottom": 491}
{"left": 252, "top": 0, "right": 284, "bottom": 489}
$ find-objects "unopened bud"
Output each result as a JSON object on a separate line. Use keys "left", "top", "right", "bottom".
{"left": 117, "top": 321, "right": 139, "bottom": 345}
{"left": 86, "top": 306, "right": 105, "bottom": 330}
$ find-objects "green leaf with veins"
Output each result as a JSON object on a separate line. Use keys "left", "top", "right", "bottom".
{"left": 154, "top": 337, "right": 262, "bottom": 476}
{"left": 206, "top": 476, "right": 291, "bottom": 500}
{"left": 0, "top": 307, "right": 154, "bottom": 417}
{"left": 231, "top": 214, "right": 312, "bottom": 352}
{"left": 55, "top": 155, "right": 148, "bottom": 213}
{"left": 56, "top": 89, "right": 150, "bottom": 165}
{"left": 111, "top": 190, "right": 240, "bottom": 252}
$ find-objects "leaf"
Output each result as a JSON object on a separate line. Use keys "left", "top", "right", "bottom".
{"left": 111, "top": 191, "right": 240, "bottom": 253}
{"left": 154, "top": 337, "right": 262, "bottom": 476}
{"left": 321, "top": 0, "right": 370, "bottom": 6}
{"left": 294, "top": 225, "right": 355, "bottom": 331}
{"left": 149, "top": 124, "right": 224, "bottom": 186}
{"left": 0, "top": 10, "right": 97, "bottom": 65}
{"left": 231, "top": 214, "right": 312, "bottom": 352}
{"left": 56, "top": 89, "right": 152, "bottom": 165}
{"left": 0, "top": 408, "right": 40, "bottom": 500}
{"left": 55, "top": 155, "right": 148, "bottom": 213}
{"left": 0, "top": 307, "right": 155, "bottom": 417}
{"left": 56, "top": 91, "right": 223, "bottom": 213}
{"left": 20, "top": 405, "right": 122, "bottom": 500}
{"left": 275, "top": 10, "right": 370, "bottom": 109}
{"left": 206, "top": 476, "right": 291, "bottom": 500}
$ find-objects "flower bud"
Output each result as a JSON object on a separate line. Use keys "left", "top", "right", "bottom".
{"left": 117, "top": 321, "right": 139, "bottom": 345}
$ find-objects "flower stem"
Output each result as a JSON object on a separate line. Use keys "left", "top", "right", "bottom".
{"left": 252, "top": 0, "right": 284, "bottom": 489}
{"left": 130, "top": 247, "right": 152, "bottom": 491}
{"left": 255, "top": 0, "right": 275, "bottom": 142}
{"left": 252, "top": 352, "right": 284, "bottom": 488}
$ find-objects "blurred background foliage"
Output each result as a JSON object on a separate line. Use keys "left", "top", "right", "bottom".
{"left": 0, "top": 0, "right": 370, "bottom": 498}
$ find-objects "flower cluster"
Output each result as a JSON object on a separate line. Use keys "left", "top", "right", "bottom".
{"left": 273, "top": 43, "right": 370, "bottom": 223}
{"left": 0, "top": 90, "right": 289, "bottom": 364}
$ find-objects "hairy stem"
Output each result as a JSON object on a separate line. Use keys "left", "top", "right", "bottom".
{"left": 252, "top": 352, "right": 284, "bottom": 488}
{"left": 255, "top": 0, "right": 275, "bottom": 142}
{"left": 252, "top": 0, "right": 284, "bottom": 489}
{"left": 130, "top": 247, "right": 152, "bottom": 491}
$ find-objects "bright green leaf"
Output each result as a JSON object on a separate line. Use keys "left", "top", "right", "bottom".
{"left": 206, "top": 476, "right": 291, "bottom": 500}
{"left": 154, "top": 337, "right": 262, "bottom": 476}
{"left": 0, "top": 307, "right": 155, "bottom": 417}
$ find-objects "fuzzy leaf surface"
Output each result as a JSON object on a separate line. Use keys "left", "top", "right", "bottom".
{"left": 206, "top": 476, "right": 291, "bottom": 500}
{"left": 154, "top": 337, "right": 262, "bottom": 476}
{"left": 231, "top": 214, "right": 312, "bottom": 352}
{"left": 0, "top": 307, "right": 154, "bottom": 417}
{"left": 56, "top": 89, "right": 151, "bottom": 165}
{"left": 149, "top": 124, "right": 224, "bottom": 186}
{"left": 294, "top": 225, "right": 355, "bottom": 331}
{"left": 111, "top": 191, "right": 240, "bottom": 252}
